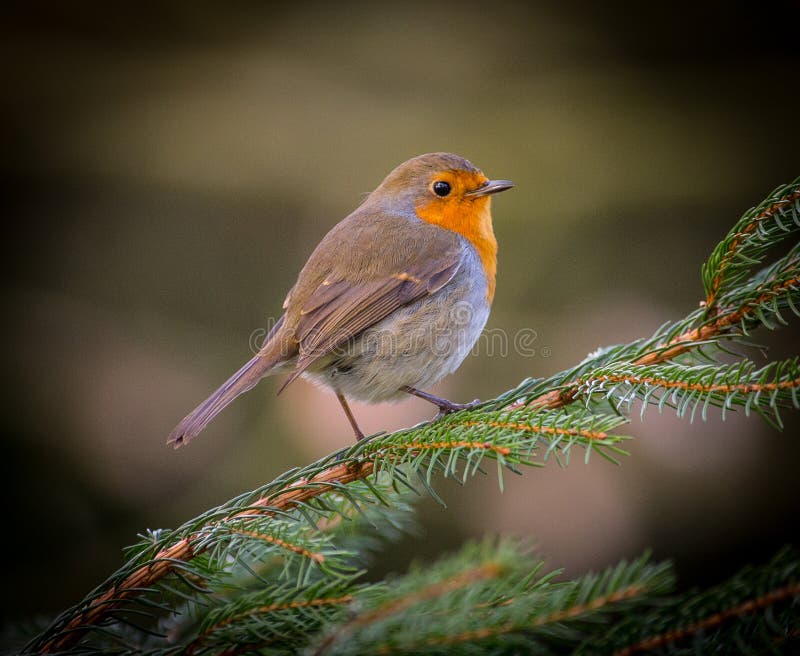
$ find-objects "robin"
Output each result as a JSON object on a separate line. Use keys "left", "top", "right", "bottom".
{"left": 168, "top": 153, "right": 513, "bottom": 447}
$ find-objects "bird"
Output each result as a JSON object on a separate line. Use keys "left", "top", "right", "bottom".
{"left": 168, "top": 152, "right": 513, "bottom": 447}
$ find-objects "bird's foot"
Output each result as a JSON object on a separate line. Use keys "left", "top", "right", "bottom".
{"left": 400, "top": 386, "right": 480, "bottom": 419}
{"left": 432, "top": 398, "right": 481, "bottom": 419}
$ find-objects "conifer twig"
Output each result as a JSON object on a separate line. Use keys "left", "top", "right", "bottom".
{"left": 509, "top": 224, "right": 799, "bottom": 412}
{"left": 314, "top": 561, "right": 504, "bottom": 655}
{"left": 41, "top": 460, "right": 376, "bottom": 652}
{"left": 612, "top": 581, "right": 800, "bottom": 656}
{"left": 705, "top": 187, "right": 800, "bottom": 309}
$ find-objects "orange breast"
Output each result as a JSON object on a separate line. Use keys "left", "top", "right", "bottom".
{"left": 415, "top": 196, "right": 498, "bottom": 304}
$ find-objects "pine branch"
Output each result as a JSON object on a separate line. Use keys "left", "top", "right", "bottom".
{"left": 310, "top": 540, "right": 673, "bottom": 655}
{"left": 185, "top": 579, "right": 359, "bottom": 656}
{"left": 509, "top": 179, "right": 800, "bottom": 413}
{"left": 23, "top": 176, "right": 800, "bottom": 655}
{"left": 577, "top": 357, "right": 800, "bottom": 425}
{"left": 32, "top": 407, "right": 628, "bottom": 654}
{"left": 703, "top": 180, "right": 800, "bottom": 311}
{"left": 581, "top": 547, "right": 800, "bottom": 656}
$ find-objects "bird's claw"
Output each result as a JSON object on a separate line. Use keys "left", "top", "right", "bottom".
{"left": 434, "top": 398, "right": 481, "bottom": 420}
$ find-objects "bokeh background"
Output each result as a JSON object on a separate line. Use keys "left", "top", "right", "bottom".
{"left": 3, "top": 0, "right": 799, "bottom": 624}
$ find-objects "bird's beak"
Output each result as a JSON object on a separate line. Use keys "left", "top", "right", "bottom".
{"left": 466, "top": 179, "right": 514, "bottom": 197}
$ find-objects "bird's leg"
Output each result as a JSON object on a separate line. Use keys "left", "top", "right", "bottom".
{"left": 401, "top": 386, "right": 480, "bottom": 419}
{"left": 336, "top": 393, "right": 366, "bottom": 442}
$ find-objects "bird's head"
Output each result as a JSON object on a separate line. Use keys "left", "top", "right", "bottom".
{"left": 368, "top": 152, "right": 513, "bottom": 303}
{"left": 369, "top": 152, "right": 513, "bottom": 220}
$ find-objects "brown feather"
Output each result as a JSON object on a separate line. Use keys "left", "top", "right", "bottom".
{"left": 276, "top": 221, "right": 463, "bottom": 393}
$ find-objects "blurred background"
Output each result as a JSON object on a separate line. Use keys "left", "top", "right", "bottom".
{"left": 3, "top": 0, "right": 799, "bottom": 623}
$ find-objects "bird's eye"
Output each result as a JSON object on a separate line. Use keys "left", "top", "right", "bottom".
{"left": 432, "top": 180, "right": 451, "bottom": 197}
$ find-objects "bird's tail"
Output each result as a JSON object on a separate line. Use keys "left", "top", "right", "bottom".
{"left": 167, "top": 342, "right": 285, "bottom": 449}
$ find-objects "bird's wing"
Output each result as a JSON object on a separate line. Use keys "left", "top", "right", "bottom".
{"left": 278, "top": 217, "right": 463, "bottom": 392}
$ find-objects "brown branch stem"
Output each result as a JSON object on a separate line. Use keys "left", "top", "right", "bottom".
{"left": 375, "top": 581, "right": 648, "bottom": 652}
{"left": 613, "top": 581, "right": 800, "bottom": 656}
{"left": 44, "top": 437, "right": 523, "bottom": 651}
{"left": 583, "top": 374, "right": 800, "bottom": 395}
{"left": 185, "top": 594, "right": 354, "bottom": 656}
{"left": 510, "top": 273, "right": 799, "bottom": 413}
{"left": 364, "top": 439, "right": 513, "bottom": 457}
{"left": 318, "top": 561, "right": 504, "bottom": 655}
{"left": 706, "top": 188, "right": 800, "bottom": 309}
{"left": 43, "top": 460, "right": 375, "bottom": 652}
{"left": 226, "top": 527, "right": 326, "bottom": 563}
{"left": 459, "top": 419, "right": 609, "bottom": 440}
